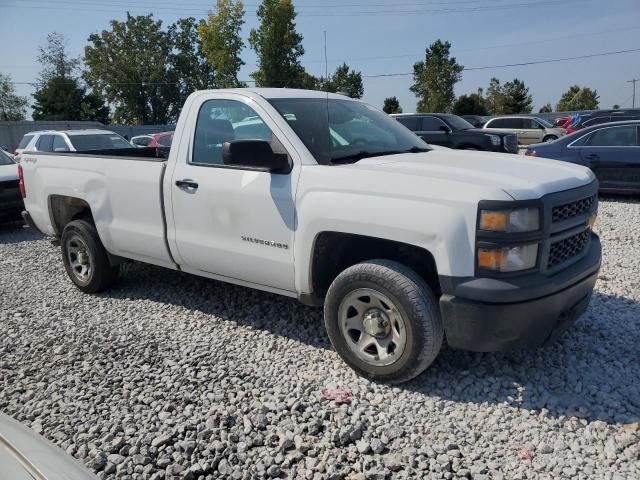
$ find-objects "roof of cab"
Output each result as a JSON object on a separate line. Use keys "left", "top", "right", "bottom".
{"left": 25, "top": 129, "right": 117, "bottom": 136}
{"left": 194, "top": 88, "right": 355, "bottom": 101}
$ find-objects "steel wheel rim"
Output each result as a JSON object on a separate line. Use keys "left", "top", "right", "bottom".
{"left": 66, "top": 234, "right": 92, "bottom": 283}
{"left": 338, "top": 288, "right": 407, "bottom": 367}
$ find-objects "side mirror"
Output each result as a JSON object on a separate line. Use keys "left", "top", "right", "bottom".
{"left": 223, "top": 140, "right": 290, "bottom": 172}
{"left": 439, "top": 125, "right": 451, "bottom": 133}
{"left": 54, "top": 147, "right": 69, "bottom": 153}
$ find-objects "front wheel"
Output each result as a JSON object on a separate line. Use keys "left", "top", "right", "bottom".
{"left": 543, "top": 135, "right": 558, "bottom": 143}
{"left": 61, "top": 220, "right": 119, "bottom": 293}
{"left": 324, "top": 260, "right": 443, "bottom": 383}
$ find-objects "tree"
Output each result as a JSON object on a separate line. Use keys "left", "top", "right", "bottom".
{"left": 383, "top": 96, "right": 402, "bottom": 114}
{"left": 484, "top": 77, "right": 503, "bottom": 114}
{"left": 33, "top": 33, "right": 109, "bottom": 122}
{"left": 85, "top": 14, "right": 178, "bottom": 124}
{"left": 500, "top": 79, "right": 532, "bottom": 114}
{"left": 0, "top": 73, "right": 29, "bottom": 122}
{"left": 32, "top": 76, "right": 109, "bottom": 123}
{"left": 198, "top": 0, "right": 246, "bottom": 89}
{"left": 37, "top": 32, "right": 80, "bottom": 85}
{"left": 249, "top": 0, "right": 310, "bottom": 88}
{"left": 556, "top": 85, "right": 599, "bottom": 111}
{"left": 0, "top": 74, "right": 28, "bottom": 121}
{"left": 539, "top": 103, "right": 553, "bottom": 113}
{"left": 452, "top": 93, "right": 487, "bottom": 115}
{"left": 410, "top": 40, "right": 463, "bottom": 113}
{"left": 612, "top": 104, "right": 620, "bottom": 109}
{"left": 323, "top": 63, "right": 364, "bottom": 98}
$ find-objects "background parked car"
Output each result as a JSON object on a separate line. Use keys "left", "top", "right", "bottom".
{"left": 461, "top": 115, "right": 491, "bottom": 128}
{"left": 483, "top": 116, "right": 566, "bottom": 144}
{"left": 17, "top": 129, "right": 133, "bottom": 155}
{"left": 525, "top": 120, "right": 640, "bottom": 194}
{"left": 392, "top": 113, "right": 518, "bottom": 153}
{"left": 0, "top": 149, "right": 24, "bottom": 223}
{"left": 567, "top": 110, "right": 640, "bottom": 133}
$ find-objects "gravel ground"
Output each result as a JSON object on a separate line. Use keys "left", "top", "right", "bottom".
{"left": 1, "top": 197, "right": 639, "bottom": 480}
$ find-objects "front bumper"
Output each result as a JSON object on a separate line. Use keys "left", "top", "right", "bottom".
{"left": 439, "top": 234, "right": 601, "bottom": 352}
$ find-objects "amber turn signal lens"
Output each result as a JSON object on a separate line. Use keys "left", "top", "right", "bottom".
{"left": 479, "top": 211, "right": 508, "bottom": 231}
{"left": 478, "top": 249, "right": 504, "bottom": 269}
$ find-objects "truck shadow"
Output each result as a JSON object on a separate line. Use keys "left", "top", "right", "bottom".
{"left": 103, "top": 262, "right": 639, "bottom": 426}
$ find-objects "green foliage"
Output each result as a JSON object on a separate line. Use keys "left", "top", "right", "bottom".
{"left": 612, "top": 104, "right": 620, "bottom": 109}
{"left": 410, "top": 40, "right": 463, "bottom": 113}
{"left": 170, "top": 17, "right": 218, "bottom": 104}
{"left": 500, "top": 79, "right": 533, "bottom": 114}
{"left": 322, "top": 63, "right": 364, "bottom": 98}
{"left": 452, "top": 93, "right": 487, "bottom": 115}
{"left": 32, "top": 76, "right": 109, "bottom": 123}
{"left": 556, "top": 85, "right": 599, "bottom": 111}
{"left": 0, "top": 73, "right": 28, "bottom": 121}
{"left": 85, "top": 14, "right": 175, "bottom": 124}
{"left": 249, "top": 0, "right": 310, "bottom": 88}
{"left": 539, "top": 103, "right": 553, "bottom": 113}
{"left": 37, "top": 32, "right": 81, "bottom": 85}
{"left": 198, "top": 0, "right": 246, "bottom": 88}
{"left": 383, "top": 96, "right": 402, "bottom": 114}
{"left": 484, "top": 77, "right": 502, "bottom": 114}
{"left": 484, "top": 77, "right": 532, "bottom": 114}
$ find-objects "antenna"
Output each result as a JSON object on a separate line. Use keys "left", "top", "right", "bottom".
{"left": 323, "top": 30, "right": 328, "bottom": 81}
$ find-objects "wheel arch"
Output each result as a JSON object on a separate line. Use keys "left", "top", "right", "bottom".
{"left": 48, "top": 195, "right": 94, "bottom": 236}
{"left": 301, "top": 231, "right": 441, "bottom": 306}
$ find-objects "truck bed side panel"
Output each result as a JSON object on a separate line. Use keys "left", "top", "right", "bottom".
{"left": 22, "top": 154, "right": 174, "bottom": 268}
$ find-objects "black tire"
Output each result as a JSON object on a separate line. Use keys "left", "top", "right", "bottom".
{"left": 61, "top": 219, "right": 119, "bottom": 293}
{"left": 543, "top": 135, "right": 558, "bottom": 143}
{"left": 324, "top": 259, "right": 443, "bottom": 383}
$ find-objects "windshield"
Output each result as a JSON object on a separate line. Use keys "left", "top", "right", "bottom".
{"left": 268, "top": 98, "right": 431, "bottom": 164}
{"left": 68, "top": 133, "right": 132, "bottom": 151}
{"left": 536, "top": 117, "right": 553, "bottom": 128}
{"left": 0, "top": 149, "right": 14, "bottom": 165}
{"left": 443, "top": 115, "right": 475, "bottom": 130}
{"left": 17, "top": 135, "right": 34, "bottom": 149}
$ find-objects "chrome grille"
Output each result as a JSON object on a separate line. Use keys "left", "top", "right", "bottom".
{"left": 552, "top": 195, "right": 596, "bottom": 223}
{"left": 503, "top": 134, "right": 518, "bottom": 153}
{"left": 548, "top": 231, "right": 590, "bottom": 269}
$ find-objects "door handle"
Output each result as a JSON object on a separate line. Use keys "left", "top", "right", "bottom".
{"left": 586, "top": 154, "right": 600, "bottom": 160}
{"left": 175, "top": 179, "right": 199, "bottom": 190}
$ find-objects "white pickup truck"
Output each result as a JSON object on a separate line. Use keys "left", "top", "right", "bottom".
{"left": 20, "top": 89, "right": 601, "bottom": 383}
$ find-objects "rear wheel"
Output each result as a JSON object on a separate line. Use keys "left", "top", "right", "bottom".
{"left": 324, "top": 260, "right": 443, "bottom": 383}
{"left": 61, "top": 220, "right": 119, "bottom": 293}
{"left": 543, "top": 135, "right": 558, "bottom": 143}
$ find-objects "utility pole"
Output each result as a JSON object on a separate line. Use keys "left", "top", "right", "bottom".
{"left": 628, "top": 78, "right": 639, "bottom": 109}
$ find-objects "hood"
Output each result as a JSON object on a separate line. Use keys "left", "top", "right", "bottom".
{"left": 0, "top": 163, "right": 19, "bottom": 182}
{"left": 341, "top": 149, "right": 594, "bottom": 200}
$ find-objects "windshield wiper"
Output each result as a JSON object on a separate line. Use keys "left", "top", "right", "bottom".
{"left": 331, "top": 146, "right": 430, "bottom": 164}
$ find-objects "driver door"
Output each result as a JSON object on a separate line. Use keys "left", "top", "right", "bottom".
{"left": 166, "top": 95, "right": 300, "bottom": 293}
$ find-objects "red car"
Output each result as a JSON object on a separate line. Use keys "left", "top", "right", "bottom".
{"left": 148, "top": 131, "right": 174, "bottom": 148}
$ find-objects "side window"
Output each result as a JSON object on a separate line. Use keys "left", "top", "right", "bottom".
{"left": 157, "top": 134, "right": 173, "bottom": 146}
{"left": 396, "top": 116, "right": 420, "bottom": 131}
{"left": 36, "top": 135, "right": 54, "bottom": 152}
{"left": 421, "top": 116, "right": 447, "bottom": 131}
{"left": 588, "top": 126, "right": 638, "bottom": 147}
{"left": 523, "top": 118, "right": 542, "bottom": 129}
{"left": 52, "top": 135, "right": 69, "bottom": 152}
{"left": 193, "top": 99, "right": 274, "bottom": 165}
{"left": 487, "top": 118, "right": 516, "bottom": 128}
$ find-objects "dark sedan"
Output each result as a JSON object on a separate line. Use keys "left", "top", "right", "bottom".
{"left": 525, "top": 120, "right": 640, "bottom": 194}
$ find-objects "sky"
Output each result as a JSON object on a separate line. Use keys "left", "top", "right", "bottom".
{"left": 1, "top": 0, "right": 639, "bottom": 118}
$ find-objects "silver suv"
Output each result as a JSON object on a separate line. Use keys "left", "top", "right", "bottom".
{"left": 483, "top": 116, "right": 566, "bottom": 145}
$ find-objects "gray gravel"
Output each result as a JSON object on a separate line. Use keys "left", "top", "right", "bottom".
{"left": 1, "top": 197, "right": 639, "bottom": 480}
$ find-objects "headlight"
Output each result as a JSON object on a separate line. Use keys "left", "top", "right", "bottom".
{"left": 478, "top": 243, "right": 538, "bottom": 272}
{"left": 479, "top": 207, "right": 540, "bottom": 233}
{"left": 485, "top": 134, "right": 501, "bottom": 146}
